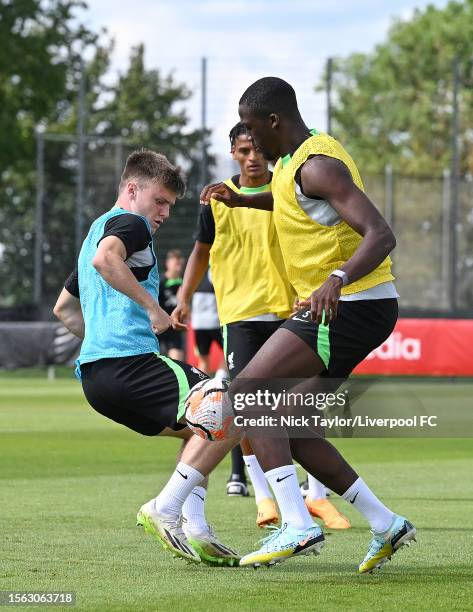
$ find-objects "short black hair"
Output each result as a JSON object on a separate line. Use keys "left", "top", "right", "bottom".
{"left": 239, "top": 77, "right": 298, "bottom": 118}
{"left": 229, "top": 122, "right": 251, "bottom": 146}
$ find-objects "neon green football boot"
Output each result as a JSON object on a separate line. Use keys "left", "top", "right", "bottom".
{"left": 136, "top": 500, "right": 201, "bottom": 564}
{"left": 183, "top": 521, "right": 240, "bottom": 567}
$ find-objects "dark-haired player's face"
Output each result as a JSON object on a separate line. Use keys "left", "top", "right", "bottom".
{"left": 238, "top": 106, "right": 280, "bottom": 161}
{"left": 231, "top": 134, "right": 268, "bottom": 179}
{"left": 166, "top": 255, "right": 184, "bottom": 277}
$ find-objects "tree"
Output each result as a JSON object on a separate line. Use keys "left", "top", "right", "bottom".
{"left": 36, "top": 44, "right": 211, "bottom": 307}
{"left": 324, "top": 0, "right": 473, "bottom": 175}
{"left": 0, "top": 23, "right": 210, "bottom": 310}
{"left": 0, "top": 0, "right": 100, "bottom": 168}
{"left": 321, "top": 0, "right": 473, "bottom": 313}
{"left": 89, "top": 44, "right": 212, "bottom": 274}
{"left": 96, "top": 43, "right": 209, "bottom": 198}
{"left": 0, "top": 0, "right": 105, "bottom": 307}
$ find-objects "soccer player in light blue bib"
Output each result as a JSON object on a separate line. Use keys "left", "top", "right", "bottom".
{"left": 53, "top": 149, "right": 240, "bottom": 566}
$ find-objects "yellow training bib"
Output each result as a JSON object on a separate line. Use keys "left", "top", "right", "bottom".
{"left": 272, "top": 132, "right": 394, "bottom": 300}
{"left": 209, "top": 177, "right": 295, "bottom": 325}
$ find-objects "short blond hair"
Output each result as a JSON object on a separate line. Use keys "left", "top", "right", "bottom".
{"left": 119, "top": 148, "right": 186, "bottom": 197}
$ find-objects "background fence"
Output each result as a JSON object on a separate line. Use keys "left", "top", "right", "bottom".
{"left": 0, "top": 54, "right": 472, "bottom": 320}
{"left": 10, "top": 135, "right": 471, "bottom": 318}
{"left": 32, "top": 135, "right": 202, "bottom": 317}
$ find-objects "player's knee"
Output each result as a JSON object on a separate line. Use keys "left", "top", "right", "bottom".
{"left": 228, "top": 376, "right": 252, "bottom": 402}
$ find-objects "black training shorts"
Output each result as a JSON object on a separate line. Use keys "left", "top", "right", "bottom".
{"left": 281, "top": 299, "right": 398, "bottom": 379}
{"left": 222, "top": 319, "right": 284, "bottom": 379}
{"left": 80, "top": 353, "right": 208, "bottom": 436}
{"left": 158, "top": 327, "right": 184, "bottom": 352}
{"left": 194, "top": 328, "right": 223, "bottom": 357}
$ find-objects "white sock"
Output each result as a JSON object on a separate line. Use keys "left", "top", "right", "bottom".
{"left": 154, "top": 462, "right": 204, "bottom": 519}
{"left": 307, "top": 474, "right": 326, "bottom": 500}
{"left": 182, "top": 486, "right": 208, "bottom": 533}
{"left": 244, "top": 455, "right": 273, "bottom": 504}
{"left": 265, "top": 465, "right": 313, "bottom": 530}
{"left": 341, "top": 477, "right": 394, "bottom": 533}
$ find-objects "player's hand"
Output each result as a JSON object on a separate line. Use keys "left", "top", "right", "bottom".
{"left": 290, "top": 296, "right": 305, "bottom": 317}
{"left": 147, "top": 303, "right": 172, "bottom": 335}
{"left": 200, "top": 182, "right": 243, "bottom": 208}
{"left": 298, "top": 276, "right": 343, "bottom": 324}
{"left": 171, "top": 301, "right": 189, "bottom": 331}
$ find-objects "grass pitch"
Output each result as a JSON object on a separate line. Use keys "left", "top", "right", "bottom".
{"left": 1, "top": 373, "right": 472, "bottom": 611}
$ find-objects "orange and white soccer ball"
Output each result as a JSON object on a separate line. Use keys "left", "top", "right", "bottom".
{"left": 185, "top": 377, "right": 239, "bottom": 441}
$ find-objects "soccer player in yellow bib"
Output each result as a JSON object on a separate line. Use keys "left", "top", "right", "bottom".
{"left": 200, "top": 77, "right": 416, "bottom": 572}
{"left": 173, "top": 122, "right": 349, "bottom": 530}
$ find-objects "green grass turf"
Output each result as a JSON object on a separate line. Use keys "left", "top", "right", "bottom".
{"left": 1, "top": 376, "right": 472, "bottom": 611}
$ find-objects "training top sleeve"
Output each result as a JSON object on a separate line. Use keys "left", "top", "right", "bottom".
{"left": 64, "top": 267, "right": 79, "bottom": 298}
{"left": 99, "top": 213, "right": 151, "bottom": 259}
{"left": 194, "top": 205, "right": 215, "bottom": 244}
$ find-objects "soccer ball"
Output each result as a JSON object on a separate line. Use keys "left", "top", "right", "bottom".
{"left": 184, "top": 377, "right": 239, "bottom": 441}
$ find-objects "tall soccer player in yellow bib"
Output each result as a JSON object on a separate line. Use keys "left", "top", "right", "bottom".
{"left": 200, "top": 77, "right": 416, "bottom": 572}
{"left": 174, "top": 123, "right": 349, "bottom": 530}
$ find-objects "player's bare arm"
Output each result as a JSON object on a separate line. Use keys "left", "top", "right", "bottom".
{"left": 92, "top": 235, "right": 180, "bottom": 334}
{"left": 171, "top": 241, "right": 211, "bottom": 327}
{"left": 53, "top": 288, "right": 85, "bottom": 339}
{"left": 200, "top": 182, "right": 273, "bottom": 211}
{"left": 298, "top": 155, "right": 396, "bottom": 324}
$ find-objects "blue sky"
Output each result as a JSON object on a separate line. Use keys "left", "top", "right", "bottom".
{"left": 81, "top": 0, "right": 449, "bottom": 172}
